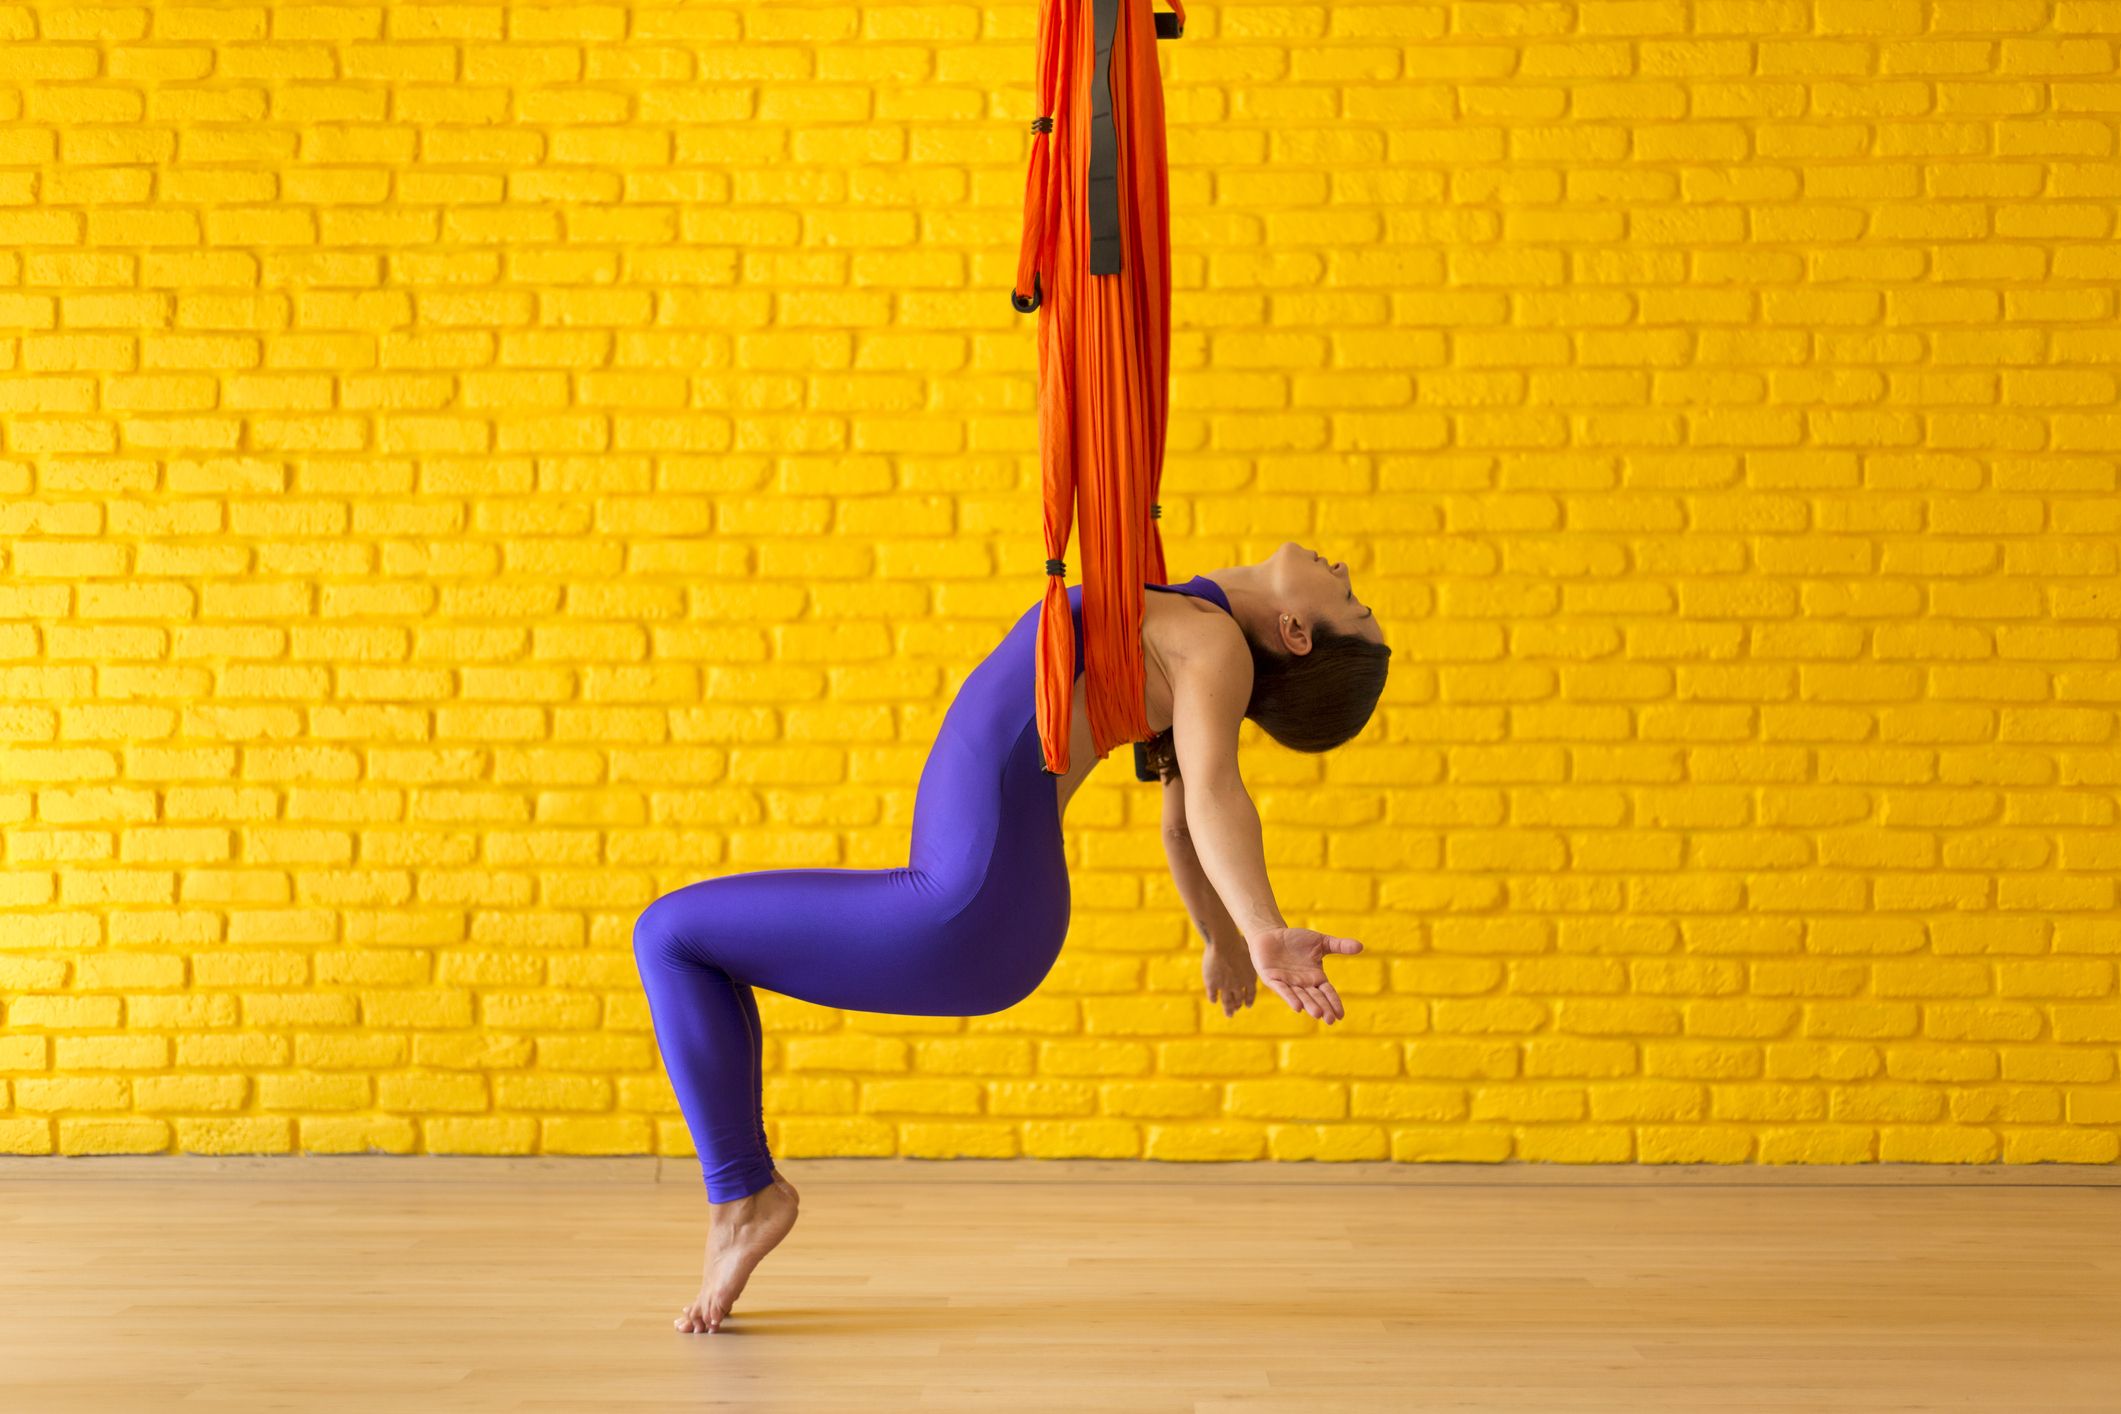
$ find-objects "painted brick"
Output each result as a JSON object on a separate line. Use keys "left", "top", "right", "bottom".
{"left": 1, "top": 3, "right": 2113, "bottom": 1175}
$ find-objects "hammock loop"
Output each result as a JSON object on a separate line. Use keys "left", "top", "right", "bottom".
{"left": 1028, "top": 0, "right": 1179, "bottom": 775}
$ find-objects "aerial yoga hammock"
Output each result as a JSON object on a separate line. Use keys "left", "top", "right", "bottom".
{"left": 635, "top": 0, "right": 1189, "bottom": 1202}
{"left": 1013, "top": 0, "right": 1188, "bottom": 782}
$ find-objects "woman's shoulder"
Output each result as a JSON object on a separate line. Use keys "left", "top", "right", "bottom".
{"left": 1147, "top": 586, "right": 1246, "bottom": 661}
{"left": 1147, "top": 594, "right": 1252, "bottom": 718}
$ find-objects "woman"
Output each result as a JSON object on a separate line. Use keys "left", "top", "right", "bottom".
{"left": 634, "top": 540, "right": 1391, "bottom": 1333}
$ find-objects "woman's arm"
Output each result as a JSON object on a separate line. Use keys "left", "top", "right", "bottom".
{"left": 1160, "top": 773, "right": 1244, "bottom": 945}
{"left": 1165, "top": 633, "right": 1286, "bottom": 943}
{"left": 1163, "top": 636, "right": 1359, "bottom": 1024}
{"left": 1179, "top": 780, "right": 1286, "bottom": 942}
{"left": 1164, "top": 771, "right": 1259, "bottom": 1017}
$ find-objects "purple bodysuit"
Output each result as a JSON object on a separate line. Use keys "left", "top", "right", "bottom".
{"left": 633, "top": 576, "right": 1234, "bottom": 1199}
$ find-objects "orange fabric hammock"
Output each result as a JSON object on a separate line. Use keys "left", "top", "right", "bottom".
{"left": 1013, "top": 0, "right": 1188, "bottom": 778}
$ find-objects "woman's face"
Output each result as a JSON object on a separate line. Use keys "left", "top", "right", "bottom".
{"left": 1265, "top": 541, "right": 1382, "bottom": 650}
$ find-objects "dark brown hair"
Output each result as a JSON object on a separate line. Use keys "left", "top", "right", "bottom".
{"left": 1141, "top": 623, "right": 1392, "bottom": 783}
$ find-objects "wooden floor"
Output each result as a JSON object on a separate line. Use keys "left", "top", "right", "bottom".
{"left": 2, "top": 1158, "right": 2116, "bottom": 1413}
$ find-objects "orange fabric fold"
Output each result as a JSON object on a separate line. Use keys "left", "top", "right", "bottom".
{"left": 1017, "top": 0, "right": 1183, "bottom": 778}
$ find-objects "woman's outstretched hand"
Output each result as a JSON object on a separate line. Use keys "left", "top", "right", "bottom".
{"left": 1201, "top": 935, "right": 1258, "bottom": 1018}
{"left": 1244, "top": 926, "right": 1363, "bottom": 1025}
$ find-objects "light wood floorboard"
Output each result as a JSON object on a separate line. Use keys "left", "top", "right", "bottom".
{"left": 2, "top": 1158, "right": 2114, "bottom": 1412}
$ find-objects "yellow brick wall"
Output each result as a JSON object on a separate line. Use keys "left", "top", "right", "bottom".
{"left": 3, "top": 1, "right": 2121, "bottom": 1168}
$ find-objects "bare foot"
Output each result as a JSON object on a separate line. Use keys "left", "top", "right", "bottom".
{"left": 771, "top": 1165, "right": 799, "bottom": 1207}
{"left": 674, "top": 1179, "right": 799, "bottom": 1334}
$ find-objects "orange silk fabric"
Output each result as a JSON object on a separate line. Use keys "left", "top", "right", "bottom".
{"left": 1014, "top": 0, "right": 1186, "bottom": 777}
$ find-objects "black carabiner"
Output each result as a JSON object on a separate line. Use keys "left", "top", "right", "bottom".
{"left": 1011, "top": 271, "right": 1043, "bottom": 315}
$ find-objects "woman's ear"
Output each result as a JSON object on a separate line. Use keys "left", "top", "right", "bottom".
{"left": 1276, "top": 611, "right": 1311, "bottom": 657}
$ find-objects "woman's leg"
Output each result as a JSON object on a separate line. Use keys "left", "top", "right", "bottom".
{"left": 734, "top": 981, "right": 771, "bottom": 1172}
{"left": 632, "top": 925, "right": 776, "bottom": 1202}
{"left": 632, "top": 717, "right": 1069, "bottom": 1202}
{"left": 631, "top": 862, "right": 971, "bottom": 1201}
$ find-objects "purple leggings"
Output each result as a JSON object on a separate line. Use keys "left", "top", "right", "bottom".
{"left": 631, "top": 586, "right": 1086, "bottom": 1200}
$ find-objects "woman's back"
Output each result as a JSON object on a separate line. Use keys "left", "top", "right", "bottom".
{"left": 936, "top": 577, "right": 1232, "bottom": 756}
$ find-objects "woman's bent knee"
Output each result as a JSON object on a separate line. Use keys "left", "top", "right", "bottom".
{"left": 632, "top": 896, "right": 689, "bottom": 972}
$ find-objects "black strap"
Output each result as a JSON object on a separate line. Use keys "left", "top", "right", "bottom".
{"left": 1083, "top": 6, "right": 1179, "bottom": 279}
{"left": 1087, "top": 0, "right": 1122, "bottom": 276}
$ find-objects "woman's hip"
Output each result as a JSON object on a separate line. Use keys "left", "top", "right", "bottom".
{"left": 635, "top": 753, "right": 1069, "bottom": 1017}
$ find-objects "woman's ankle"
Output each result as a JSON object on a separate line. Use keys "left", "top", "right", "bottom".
{"left": 708, "top": 1176, "right": 778, "bottom": 1214}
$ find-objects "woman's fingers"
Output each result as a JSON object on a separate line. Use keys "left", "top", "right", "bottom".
{"left": 1290, "top": 981, "right": 1339, "bottom": 1024}
{"left": 1247, "top": 939, "right": 1355, "bottom": 1020}
{"left": 1262, "top": 972, "right": 1321, "bottom": 1019}
{"left": 1265, "top": 974, "right": 1346, "bottom": 1023}
{"left": 1209, "top": 973, "right": 1254, "bottom": 1017}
